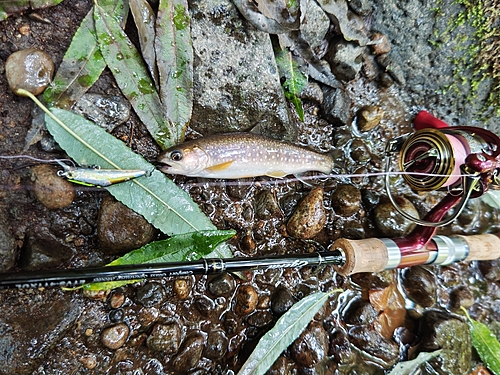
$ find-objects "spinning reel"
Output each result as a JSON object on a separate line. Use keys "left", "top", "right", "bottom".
{"left": 385, "top": 111, "right": 500, "bottom": 227}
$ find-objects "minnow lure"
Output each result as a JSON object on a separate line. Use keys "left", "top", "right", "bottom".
{"left": 56, "top": 160, "right": 148, "bottom": 187}
{"left": 157, "top": 133, "right": 334, "bottom": 179}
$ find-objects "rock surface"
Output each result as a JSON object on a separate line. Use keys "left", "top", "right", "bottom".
{"left": 189, "top": 0, "right": 292, "bottom": 138}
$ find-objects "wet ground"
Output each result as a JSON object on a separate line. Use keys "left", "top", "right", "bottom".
{"left": 1, "top": 0, "right": 500, "bottom": 374}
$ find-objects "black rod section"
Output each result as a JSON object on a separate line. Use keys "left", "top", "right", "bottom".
{"left": 0, "top": 251, "right": 345, "bottom": 290}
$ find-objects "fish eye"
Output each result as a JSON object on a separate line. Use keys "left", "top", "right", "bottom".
{"left": 170, "top": 150, "right": 183, "bottom": 162}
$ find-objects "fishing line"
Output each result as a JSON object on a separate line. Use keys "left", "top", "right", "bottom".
{"left": 0, "top": 155, "right": 74, "bottom": 166}
{"left": 177, "top": 171, "right": 479, "bottom": 188}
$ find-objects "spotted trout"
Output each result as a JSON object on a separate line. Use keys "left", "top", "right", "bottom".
{"left": 157, "top": 133, "right": 334, "bottom": 179}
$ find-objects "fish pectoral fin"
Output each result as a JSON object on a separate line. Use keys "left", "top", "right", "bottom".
{"left": 205, "top": 160, "right": 234, "bottom": 172}
{"left": 265, "top": 170, "right": 287, "bottom": 178}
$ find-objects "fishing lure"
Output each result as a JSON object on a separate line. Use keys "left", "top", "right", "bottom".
{"left": 55, "top": 160, "right": 148, "bottom": 187}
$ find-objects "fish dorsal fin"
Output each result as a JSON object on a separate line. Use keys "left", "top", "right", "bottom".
{"left": 266, "top": 170, "right": 287, "bottom": 178}
{"left": 205, "top": 160, "right": 234, "bottom": 172}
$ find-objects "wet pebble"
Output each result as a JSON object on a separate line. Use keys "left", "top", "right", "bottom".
{"left": 271, "top": 286, "right": 296, "bottom": 316}
{"left": 194, "top": 295, "right": 215, "bottom": 315}
{"left": 370, "top": 33, "right": 391, "bottom": 55}
{"left": 239, "top": 233, "right": 256, "bottom": 255}
{"left": 299, "top": 82, "right": 324, "bottom": 104}
{"left": 135, "top": 283, "right": 166, "bottom": 307}
{"left": 373, "top": 197, "right": 418, "bottom": 237}
{"left": 73, "top": 93, "right": 131, "bottom": 132}
{"left": 478, "top": 260, "right": 500, "bottom": 281}
{"left": 6, "top": 48, "right": 54, "bottom": 95}
{"left": 138, "top": 306, "right": 159, "bottom": 329}
{"left": 254, "top": 190, "right": 282, "bottom": 220}
{"left": 348, "top": 325, "right": 399, "bottom": 365}
{"left": 248, "top": 311, "right": 274, "bottom": 328}
{"left": 343, "top": 297, "right": 378, "bottom": 325}
{"left": 328, "top": 329, "right": 355, "bottom": 366}
{"left": 226, "top": 179, "right": 252, "bottom": 199}
{"left": 31, "top": 164, "right": 75, "bottom": 209}
{"left": 419, "top": 311, "right": 471, "bottom": 374}
{"left": 322, "top": 88, "right": 352, "bottom": 126}
{"left": 449, "top": 285, "right": 475, "bottom": 310}
{"left": 109, "top": 290, "right": 126, "bottom": 309}
{"left": 208, "top": 273, "right": 235, "bottom": 296}
{"left": 172, "top": 331, "right": 207, "bottom": 373}
{"left": 331, "top": 184, "right": 362, "bottom": 217}
{"left": 356, "top": 105, "right": 384, "bottom": 132}
{"left": 173, "top": 278, "right": 191, "bottom": 299}
{"left": 108, "top": 309, "right": 124, "bottom": 323}
{"left": 401, "top": 266, "right": 437, "bottom": 307}
{"left": 290, "top": 321, "right": 328, "bottom": 367}
{"left": 325, "top": 39, "right": 364, "bottom": 82}
{"left": 350, "top": 139, "right": 371, "bottom": 163}
{"left": 146, "top": 323, "right": 181, "bottom": 353}
{"left": 204, "top": 329, "right": 228, "bottom": 360}
{"left": 101, "top": 323, "right": 129, "bottom": 350}
{"left": 287, "top": 187, "right": 326, "bottom": 239}
{"left": 234, "top": 284, "right": 259, "bottom": 316}
{"left": 78, "top": 354, "right": 97, "bottom": 370}
{"left": 98, "top": 194, "right": 155, "bottom": 254}
{"left": 351, "top": 271, "right": 394, "bottom": 290}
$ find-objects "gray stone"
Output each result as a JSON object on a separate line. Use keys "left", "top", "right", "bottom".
{"left": 97, "top": 194, "right": 155, "bottom": 254}
{"left": 321, "top": 87, "right": 352, "bottom": 126}
{"left": 189, "top": 0, "right": 293, "bottom": 139}
{"left": 21, "top": 230, "right": 74, "bottom": 270}
{"left": 0, "top": 291, "right": 82, "bottom": 374}
{"left": 325, "top": 39, "right": 365, "bottom": 82}
{"left": 370, "top": 0, "right": 500, "bottom": 130}
{"left": 73, "top": 93, "right": 131, "bottom": 132}
{"left": 301, "top": 0, "right": 330, "bottom": 50}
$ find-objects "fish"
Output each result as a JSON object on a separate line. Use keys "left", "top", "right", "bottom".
{"left": 157, "top": 133, "right": 334, "bottom": 179}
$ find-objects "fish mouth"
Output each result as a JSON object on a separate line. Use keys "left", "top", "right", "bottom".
{"left": 155, "top": 161, "right": 172, "bottom": 173}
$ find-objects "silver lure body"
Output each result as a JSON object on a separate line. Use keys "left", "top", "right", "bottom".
{"left": 157, "top": 133, "right": 334, "bottom": 179}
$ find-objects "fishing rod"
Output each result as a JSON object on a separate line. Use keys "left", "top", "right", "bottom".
{"left": 0, "top": 232, "right": 498, "bottom": 289}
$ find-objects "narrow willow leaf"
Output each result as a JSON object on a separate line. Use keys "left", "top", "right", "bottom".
{"left": 155, "top": 0, "right": 193, "bottom": 143}
{"left": 0, "top": 0, "right": 63, "bottom": 20}
{"left": 43, "top": 1, "right": 128, "bottom": 108}
{"left": 237, "top": 290, "right": 341, "bottom": 375}
{"left": 130, "top": 0, "right": 159, "bottom": 89}
{"left": 275, "top": 49, "right": 307, "bottom": 121}
{"left": 83, "top": 229, "right": 236, "bottom": 291}
{"left": 40, "top": 106, "right": 232, "bottom": 260}
{"left": 387, "top": 350, "right": 442, "bottom": 375}
{"left": 462, "top": 307, "right": 500, "bottom": 375}
{"left": 94, "top": 2, "right": 174, "bottom": 149}
{"left": 481, "top": 190, "right": 500, "bottom": 210}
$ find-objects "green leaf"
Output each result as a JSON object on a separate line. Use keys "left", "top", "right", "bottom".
{"left": 387, "top": 350, "right": 442, "bottom": 375}
{"left": 41, "top": 106, "right": 232, "bottom": 260}
{"left": 481, "top": 190, "right": 500, "bottom": 210}
{"left": 43, "top": 1, "right": 128, "bottom": 108}
{"left": 274, "top": 49, "right": 307, "bottom": 121}
{"left": 83, "top": 229, "right": 236, "bottom": 291}
{"left": 93, "top": 2, "right": 175, "bottom": 149}
{"left": 462, "top": 307, "right": 500, "bottom": 375}
{"left": 0, "top": 0, "right": 63, "bottom": 20}
{"left": 237, "top": 290, "right": 341, "bottom": 375}
{"left": 155, "top": 0, "right": 193, "bottom": 143}
{"left": 129, "top": 0, "right": 159, "bottom": 89}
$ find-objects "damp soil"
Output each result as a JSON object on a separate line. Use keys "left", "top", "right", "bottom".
{"left": 1, "top": 1, "right": 500, "bottom": 375}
